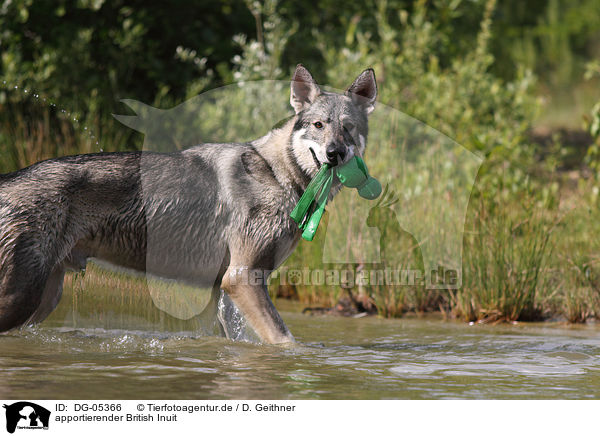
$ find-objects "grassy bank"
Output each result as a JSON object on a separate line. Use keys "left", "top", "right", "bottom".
{"left": 283, "top": 184, "right": 600, "bottom": 324}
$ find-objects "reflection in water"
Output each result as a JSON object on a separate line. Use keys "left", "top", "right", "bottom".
{"left": 1, "top": 306, "right": 599, "bottom": 399}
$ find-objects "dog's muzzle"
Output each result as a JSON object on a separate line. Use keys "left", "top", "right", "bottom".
{"left": 326, "top": 143, "right": 348, "bottom": 166}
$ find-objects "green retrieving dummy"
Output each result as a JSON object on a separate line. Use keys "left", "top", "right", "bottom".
{"left": 290, "top": 155, "right": 382, "bottom": 241}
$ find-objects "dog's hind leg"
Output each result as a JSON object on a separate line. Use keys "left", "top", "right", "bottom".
{"left": 26, "top": 247, "right": 89, "bottom": 325}
{"left": 0, "top": 227, "right": 66, "bottom": 331}
{"left": 0, "top": 266, "right": 48, "bottom": 332}
{"left": 26, "top": 264, "right": 66, "bottom": 325}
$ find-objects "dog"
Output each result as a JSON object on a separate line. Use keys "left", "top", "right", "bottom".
{"left": 0, "top": 64, "right": 377, "bottom": 344}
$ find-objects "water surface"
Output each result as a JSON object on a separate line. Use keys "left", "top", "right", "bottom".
{"left": 1, "top": 300, "right": 599, "bottom": 399}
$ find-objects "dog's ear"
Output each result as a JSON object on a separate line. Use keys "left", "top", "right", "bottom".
{"left": 290, "top": 64, "right": 320, "bottom": 114}
{"left": 346, "top": 68, "right": 377, "bottom": 115}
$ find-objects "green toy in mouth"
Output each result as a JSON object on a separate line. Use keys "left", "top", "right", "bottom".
{"left": 290, "top": 155, "right": 382, "bottom": 241}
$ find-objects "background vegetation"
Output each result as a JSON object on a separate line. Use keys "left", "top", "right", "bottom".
{"left": 2, "top": 0, "right": 600, "bottom": 324}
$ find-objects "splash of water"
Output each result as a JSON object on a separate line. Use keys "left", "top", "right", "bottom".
{"left": 216, "top": 290, "right": 259, "bottom": 343}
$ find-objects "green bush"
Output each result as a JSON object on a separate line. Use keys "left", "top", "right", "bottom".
{"left": 2, "top": 0, "right": 599, "bottom": 323}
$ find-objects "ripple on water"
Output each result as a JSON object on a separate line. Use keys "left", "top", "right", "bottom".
{"left": 3, "top": 315, "right": 600, "bottom": 399}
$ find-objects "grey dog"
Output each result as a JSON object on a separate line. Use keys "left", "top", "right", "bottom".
{"left": 0, "top": 65, "right": 377, "bottom": 344}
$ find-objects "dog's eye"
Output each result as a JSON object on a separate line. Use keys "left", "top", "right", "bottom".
{"left": 313, "top": 121, "right": 324, "bottom": 129}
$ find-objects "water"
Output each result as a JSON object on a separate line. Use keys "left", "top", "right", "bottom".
{"left": 1, "top": 299, "right": 599, "bottom": 399}
{"left": 216, "top": 290, "right": 258, "bottom": 342}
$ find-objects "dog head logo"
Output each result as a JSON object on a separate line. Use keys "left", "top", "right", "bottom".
{"left": 115, "top": 76, "right": 482, "bottom": 300}
{"left": 3, "top": 402, "right": 50, "bottom": 433}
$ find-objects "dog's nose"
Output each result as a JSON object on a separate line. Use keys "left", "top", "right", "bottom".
{"left": 326, "top": 144, "right": 347, "bottom": 164}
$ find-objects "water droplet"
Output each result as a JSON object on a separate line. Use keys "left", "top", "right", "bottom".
{"left": 84, "top": 127, "right": 88, "bottom": 130}
{"left": 14, "top": 85, "right": 18, "bottom": 89}
{"left": 24, "top": 89, "right": 28, "bottom": 93}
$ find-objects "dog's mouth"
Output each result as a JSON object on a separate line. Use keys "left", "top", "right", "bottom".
{"left": 309, "top": 148, "right": 321, "bottom": 169}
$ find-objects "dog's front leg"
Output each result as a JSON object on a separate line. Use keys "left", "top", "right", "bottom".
{"left": 221, "top": 266, "right": 294, "bottom": 345}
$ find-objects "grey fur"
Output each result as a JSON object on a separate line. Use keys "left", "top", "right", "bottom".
{"left": 0, "top": 65, "right": 377, "bottom": 344}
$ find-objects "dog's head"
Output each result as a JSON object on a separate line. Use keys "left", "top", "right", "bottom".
{"left": 289, "top": 64, "right": 377, "bottom": 176}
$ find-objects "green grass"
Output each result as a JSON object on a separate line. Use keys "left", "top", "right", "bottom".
{"left": 453, "top": 198, "right": 554, "bottom": 322}
{"left": 279, "top": 180, "right": 600, "bottom": 324}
